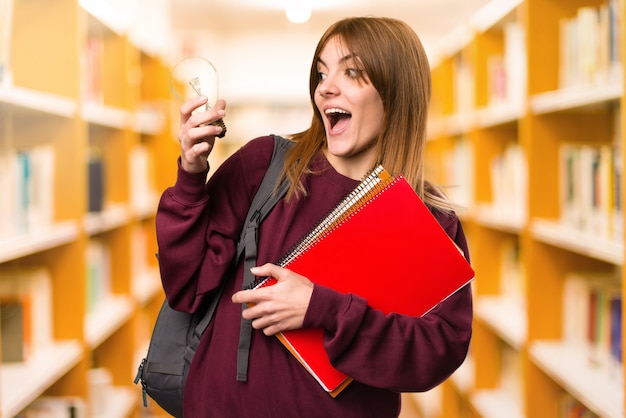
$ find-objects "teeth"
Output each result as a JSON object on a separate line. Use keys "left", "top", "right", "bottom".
{"left": 325, "top": 108, "right": 350, "bottom": 115}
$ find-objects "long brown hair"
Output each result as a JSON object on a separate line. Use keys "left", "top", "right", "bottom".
{"left": 281, "top": 16, "right": 453, "bottom": 212}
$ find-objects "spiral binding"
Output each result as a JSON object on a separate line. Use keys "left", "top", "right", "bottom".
{"left": 247, "top": 165, "right": 396, "bottom": 290}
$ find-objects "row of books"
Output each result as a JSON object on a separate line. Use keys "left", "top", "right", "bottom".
{"left": 451, "top": 21, "right": 527, "bottom": 114}
{"left": 0, "top": 142, "right": 157, "bottom": 241}
{"left": 559, "top": 0, "right": 623, "bottom": 89}
{"left": 0, "top": 267, "right": 53, "bottom": 363}
{"left": 560, "top": 393, "right": 601, "bottom": 418}
{"left": 0, "top": 146, "right": 55, "bottom": 239}
{"left": 486, "top": 22, "right": 527, "bottom": 108}
{"left": 562, "top": 271, "right": 622, "bottom": 374}
{"left": 83, "top": 35, "right": 104, "bottom": 104}
{"left": 559, "top": 142, "right": 622, "bottom": 243}
{"left": 90, "top": 144, "right": 157, "bottom": 215}
{"left": 442, "top": 138, "right": 527, "bottom": 224}
{"left": 489, "top": 142, "right": 527, "bottom": 223}
{"left": 442, "top": 136, "right": 475, "bottom": 210}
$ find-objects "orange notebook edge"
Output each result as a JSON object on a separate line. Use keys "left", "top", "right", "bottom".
{"left": 275, "top": 332, "right": 354, "bottom": 397}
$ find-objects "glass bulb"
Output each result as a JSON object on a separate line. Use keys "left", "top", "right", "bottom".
{"left": 170, "top": 56, "right": 227, "bottom": 138}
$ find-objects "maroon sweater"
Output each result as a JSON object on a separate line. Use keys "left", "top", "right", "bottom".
{"left": 156, "top": 135, "right": 473, "bottom": 417}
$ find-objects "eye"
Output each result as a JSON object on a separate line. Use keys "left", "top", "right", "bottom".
{"left": 346, "top": 68, "right": 359, "bottom": 78}
{"left": 317, "top": 71, "right": 327, "bottom": 81}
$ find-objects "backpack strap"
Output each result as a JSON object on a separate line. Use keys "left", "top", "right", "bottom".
{"left": 236, "top": 135, "right": 292, "bottom": 382}
{"left": 193, "top": 135, "right": 292, "bottom": 344}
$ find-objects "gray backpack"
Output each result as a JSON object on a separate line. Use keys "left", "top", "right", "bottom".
{"left": 134, "top": 135, "right": 293, "bottom": 417}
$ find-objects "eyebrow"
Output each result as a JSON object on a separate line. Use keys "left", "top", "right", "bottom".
{"left": 317, "top": 53, "right": 359, "bottom": 67}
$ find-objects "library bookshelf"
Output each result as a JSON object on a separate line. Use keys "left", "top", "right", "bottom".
{"left": 0, "top": 0, "right": 176, "bottom": 416}
{"left": 410, "top": 0, "right": 626, "bottom": 417}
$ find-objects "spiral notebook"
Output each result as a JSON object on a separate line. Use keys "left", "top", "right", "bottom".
{"left": 252, "top": 166, "right": 474, "bottom": 396}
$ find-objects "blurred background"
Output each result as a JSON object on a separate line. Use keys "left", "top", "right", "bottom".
{"left": 165, "top": 0, "right": 492, "bottom": 144}
{"left": 1, "top": 0, "right": 624, "bottom": 417}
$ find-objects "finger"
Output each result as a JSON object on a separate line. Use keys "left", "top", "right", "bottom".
{"left": 250, "top": 263, "right": 282, "bottom": 279}
{"left": 232, "top": 288, "right": 259, "bottom": 305}
{"left": 214, "top": 99, "right": 227, "bottom": 112}
{"left": 189, "top": 140, "right": 212, "bottom": 157}
{"left": 180, "top": 96, "right": 208, "bottom": 121}
{"left": 187, "top": 124, "right": 219, "bottom": 146}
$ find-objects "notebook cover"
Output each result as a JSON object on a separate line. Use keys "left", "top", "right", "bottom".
{"left": 257, "top": 173, "right": 474, "bottom": 396}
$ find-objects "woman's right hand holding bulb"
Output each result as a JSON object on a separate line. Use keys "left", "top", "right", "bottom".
{"left": 178, "top": 96, "right": 227, "bottom": 173}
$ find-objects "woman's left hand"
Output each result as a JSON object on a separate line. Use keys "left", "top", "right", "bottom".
{"left": 232, "top": 263, "right": 314, "bottom": 336}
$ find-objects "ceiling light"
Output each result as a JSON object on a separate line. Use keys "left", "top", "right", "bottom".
{"left": 285, "top": 1, "right": 311, "bottom": 23}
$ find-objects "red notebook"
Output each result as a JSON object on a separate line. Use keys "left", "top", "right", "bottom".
{"left": 253, "top": 166, "right": 474, "bottom": 396}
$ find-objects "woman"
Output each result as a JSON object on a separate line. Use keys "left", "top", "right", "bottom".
{"left": 156, "top": 16, "right": 472, "bottom": 417}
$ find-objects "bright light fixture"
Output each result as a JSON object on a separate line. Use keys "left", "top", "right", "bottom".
{"left": 284, "top": 0, "right": 312, "bottom": 23}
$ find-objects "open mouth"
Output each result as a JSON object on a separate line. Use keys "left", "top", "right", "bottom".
{"left": 325, "top": 108, "right": 352, "bottom": 131}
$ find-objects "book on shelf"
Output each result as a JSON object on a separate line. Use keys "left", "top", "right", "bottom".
{"left": 129, "top": 144, "right": 158, "bottom": 214}
{"left": 487, "top": 54, "right": 507, "bottom": 106}
{"left": 559, "top": 392, "right": 601, "bottom": 418}
{"left": 559, "top": 142, "right": 621, "bottom": 242}
{"left": 251, "top": 166, "right": 475, "bottom": 396}
{"left": 1, "top": 299, "right": 26, "bottom": 362}
{"left": 478, "top": 20, "right": 527, "bottom": 109}
{"left": 0, "top": 267, "right": 53, "bottom": 362}
{"left": 83, "top": 35, "right": 103, "bottom": 104}
{"left": 503, "top": 21, "right": 527, "bottom": 107}
{"left": 499, "top": 238, "right": 525, "bottom": 304}
{"left": 562, "top": 271, "right": 622, "bottom": 372}
{"left": 453, "top": 53, "right": 474, "bottom": 115}
{"left": 0, "top": 146, "right": 55, "bottom": 238}
{"left": 85, "top": 239, "right": 112, "bottom": 314}
{"left": 558, "top": 1, "right": 623, "bottom": 88}
{"left": 489, "top": 142, "right": 527, "bottom": 222}
{"left": 88, "top": 150, "right": 104, "bottom": 213}
{"left": 443, "top": 137, "right": 474, "bottom": 209}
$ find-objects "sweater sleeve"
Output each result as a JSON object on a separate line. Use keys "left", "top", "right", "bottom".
{"left": 155, "top": 136, "right": 275, "bottom": 313}
{"left": 302, "top": 210, "right": 473, "bottom": 392}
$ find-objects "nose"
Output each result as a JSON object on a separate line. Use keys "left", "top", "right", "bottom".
{"left": 317, "top": 75, "right": 339, "bottom": 97}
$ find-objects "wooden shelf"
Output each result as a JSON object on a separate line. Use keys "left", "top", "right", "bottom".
{"left": 426, "top": 1, "right": 625, "bottom": 417}
{"left": 531, "top": 218, "right": 623, "bottom": 265}
{"left": 0, "top": 0, "right": 176, "bottom": 414}
{"left": 133, "top": 107, "right": 166, "bottom": 135}
{"left": 0, "top": 84, "right": 76, "bottom": 117}
{"left": 471, "top": 389, "right": 524, "bottom": 418}
{"left": 475, "top": 102, "right": 523, "bottom": 128}
{"left": 132, "top": 267, "right": 162, "bottom": 307}
{"left": 472, "top": 204, "right": 525, "bottom": 234}
{"left": 85, "top": 295, "right": 135, "bottom": 349}
{"left": 529, "top": 341, "right": 623, "bottom": 418}
{"left": 1, "top": 340, "right": 83, "bottom": 417}
{"left": 84, "top": 205, "right": 132, "bottom": 236}
{"left": 475, "top": 296, "right": 526, "bottom": 350}
{"left": 530, "top": 78, "right": 622, "bottom": 115}
{"left": 0, "top": 221, "right": 80, "bottom": 263}
{"left": 81, "top": 102, "right": 131, "bottom": 129}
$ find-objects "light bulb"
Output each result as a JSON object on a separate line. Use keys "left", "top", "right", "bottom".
{"left": 170, "top": 56, "right": 227, "bottom": 138}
